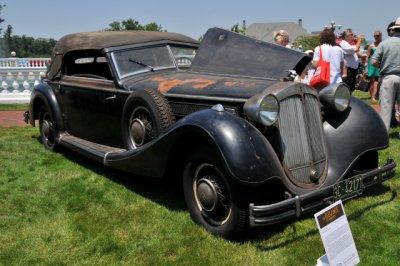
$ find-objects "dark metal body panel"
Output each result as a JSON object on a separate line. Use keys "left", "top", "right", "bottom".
{"left": 106, "top": 108, "right": 286, "bottom": 184}
{"left": 323, "top": 97, "right": 389, "bottom": 185}
{"left": 58, "top": 76, "right": 127, "bottom": 147}
{"left": 29, "top": 82, "right": 64, "bottom": 132}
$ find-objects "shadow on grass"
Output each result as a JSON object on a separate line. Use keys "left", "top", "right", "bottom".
{"left": 34, "top": 136, "right": 398, "bottom": 246}
{"left": 389, "top": 131, "right": 399, "bottom": 139}
{"left": 54, "top": 144, "right": 187, "bottom": 212}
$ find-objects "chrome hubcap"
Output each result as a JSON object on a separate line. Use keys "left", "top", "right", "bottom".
{"left": 196, "top": 178, "right": 218, "bottom": 212}
{"left": 129, "top": 107, "right": 154, "bottom": 148}
{"left": 193, "top": 163, "right": 231, "bottom": 225}
{"left": 130, "top": 118, "right": 146, "bottom": 146}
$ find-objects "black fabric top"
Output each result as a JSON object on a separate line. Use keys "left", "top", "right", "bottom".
{"left": 53, "top": 31, "right": 198, "bottom": 54}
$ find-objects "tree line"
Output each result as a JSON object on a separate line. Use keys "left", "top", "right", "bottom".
{"left": 0, "top": 4, "right": 164, "bottom": 58}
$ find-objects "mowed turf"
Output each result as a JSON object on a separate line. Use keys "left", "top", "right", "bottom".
{"left": 0, "top": 103, "right": 28, "bottom": 111}
{"left": 0, "top": 118, "right": 399, "bottom": 265}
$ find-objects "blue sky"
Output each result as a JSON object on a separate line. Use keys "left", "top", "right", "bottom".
{"left": 2, "top": 0, "right": 400, "bottom": 40}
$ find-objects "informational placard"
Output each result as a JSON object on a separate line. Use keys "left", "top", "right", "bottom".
{"left": 314, "top": 200, "right": 360, "bottom": 266}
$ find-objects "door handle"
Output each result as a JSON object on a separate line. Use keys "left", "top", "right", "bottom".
{"left": 105, "top": 95, "right": 116, "bottom": 101}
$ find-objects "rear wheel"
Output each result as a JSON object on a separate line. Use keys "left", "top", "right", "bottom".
{"left": 183, "top": 148, "right": 248, "bottom": 238}
{"left": 39, "top": 106, "right": 58, "bottom": 151}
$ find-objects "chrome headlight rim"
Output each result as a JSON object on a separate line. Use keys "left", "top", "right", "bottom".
{"left": 333, "top": 84, "right": 351, "bottom": 112}
{"left": 258, "top": 94, "right": 279, "bottom": 126}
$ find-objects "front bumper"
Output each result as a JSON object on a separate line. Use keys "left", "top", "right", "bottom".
{"left": 249, "top": 159, "right": 396, "bottom": 226}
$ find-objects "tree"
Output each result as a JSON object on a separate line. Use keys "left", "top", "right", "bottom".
{"left": 3, "top": 24, "right": 11, "bottom": 47}
{"left": 295, "top": 35, "right": 319, "bottom": 52}
{"left": 105, "top": 18, "right": 164, "bottom": 32}
{"left": 0, "top": 4, "right": 5, "bottom": 35}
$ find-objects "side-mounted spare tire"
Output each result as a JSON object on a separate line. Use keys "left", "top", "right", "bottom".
{"left": 122, "top": 88, "right": 175, "bottom": 150}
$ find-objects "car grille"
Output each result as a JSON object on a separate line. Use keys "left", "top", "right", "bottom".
{"left": 278, "top": 94, "right": 327, "bottom": 186}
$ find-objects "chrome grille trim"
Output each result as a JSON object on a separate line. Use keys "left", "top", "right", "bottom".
{"left": 278, "top": 94, "right": 327, "bottom": 185}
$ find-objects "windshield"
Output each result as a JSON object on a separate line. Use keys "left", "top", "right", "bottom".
{"left": 112, "top": 46, "right": 174, "bottom": 78}
{"left": 170, "top": 46, "right": 197, "bottom": 68}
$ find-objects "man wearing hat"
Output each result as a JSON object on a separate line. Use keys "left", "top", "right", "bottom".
{"left": 372, "top": 17, "right": 400, "bottom": 135}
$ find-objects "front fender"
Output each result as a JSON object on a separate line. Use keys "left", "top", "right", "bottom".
{"left": 324, "top": 97, "right": 388, "bottom": 185}
{"left": 106, "top": 108, "right": 285, "bottom": 184}
{"left": 29, "top": 82, "right": 64, "bottom": 132}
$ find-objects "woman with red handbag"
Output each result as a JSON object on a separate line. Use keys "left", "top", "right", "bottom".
{"left": 310, "top": 29, "right": 345, "bottom": 89}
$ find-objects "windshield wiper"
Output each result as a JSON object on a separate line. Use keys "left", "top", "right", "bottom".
{"left": 128, "top": 58, "right": 155, "bottom": 72}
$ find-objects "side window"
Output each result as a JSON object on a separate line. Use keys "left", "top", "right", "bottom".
{"left": 62, "top": 50, "right": 113, "bottom": 80}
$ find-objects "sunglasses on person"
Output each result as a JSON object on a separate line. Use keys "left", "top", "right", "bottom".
{"left": 374, "top": 34, "right": 381, "bottom": 37}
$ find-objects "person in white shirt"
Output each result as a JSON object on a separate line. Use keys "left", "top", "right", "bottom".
{"left": 312, "top": 29, "right": 344, "bottom": 85}
{"left": 339, "top": 29, "right": 364, "bottom": 91}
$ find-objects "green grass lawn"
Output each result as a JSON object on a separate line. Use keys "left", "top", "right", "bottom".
{"left": 0, "top": 125, "right": 399, "bottom": 265}
{"left": 0, "top": 103, "right": 29, "bottom": 111}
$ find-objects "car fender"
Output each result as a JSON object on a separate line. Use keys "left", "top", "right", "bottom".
{"left": 106, "top": 108, "right": 286, "bottom": 185}
{"left": 29, "top": 83, "right": 64, "bottom": 132}
{"left": 323, "top": 97, "right": 388, "bottom": 185}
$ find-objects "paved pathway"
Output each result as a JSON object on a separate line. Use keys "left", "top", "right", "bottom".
{"left": 0, "top": 111, "right": 27, "bottom": 127}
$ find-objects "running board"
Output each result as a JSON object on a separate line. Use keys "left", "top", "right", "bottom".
{"left": 59, "top": 133, "right": 126, "bottom": 164}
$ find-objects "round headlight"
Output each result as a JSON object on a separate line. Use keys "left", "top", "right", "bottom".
{"left": 259, "top": 95, "right": 279, "bottom": 126}
{"left": 334, "top": 85, "right": 351, "bottom": 111}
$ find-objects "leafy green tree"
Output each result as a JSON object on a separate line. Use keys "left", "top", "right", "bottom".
{"left": 3, "top": 24, "right": 11, "bottom": 48}
{"left": 107, "top": 21, "right": 122, "bottom": 31}
{"left": 295, "top": 35, "right": 319, "bottom": 52}
{"left": 143, "top": 22, "right": 163, "bottom": 32}
{"left": 105, "top": 18, "right": 164, "bottom": 32}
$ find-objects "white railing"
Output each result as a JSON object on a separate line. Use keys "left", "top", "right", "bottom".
{"left": 0, "top": 57, "right": 50, "bottom": 103}
{"left": 0, "top": 58, "right": 50, "bottom": 69}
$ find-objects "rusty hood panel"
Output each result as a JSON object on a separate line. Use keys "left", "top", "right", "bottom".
{"left": 122, "top": 71, "right": 278, "bottom": 100}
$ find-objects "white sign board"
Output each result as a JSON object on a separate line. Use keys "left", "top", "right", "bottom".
{"left": 314, "top": 200, "right": 359, "bottom": 266}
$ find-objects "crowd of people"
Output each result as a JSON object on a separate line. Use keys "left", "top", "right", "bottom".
{"left": 274, "top": 18, "right": 400, "bottom": 136}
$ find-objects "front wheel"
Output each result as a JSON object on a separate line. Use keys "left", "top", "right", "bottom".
{"left": 183, "top": 148, "right": 248, "bottom": 238}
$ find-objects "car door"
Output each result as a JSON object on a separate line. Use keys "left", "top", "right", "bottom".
{"left": 60, "top": 75, "right": 114, "bottom": 144}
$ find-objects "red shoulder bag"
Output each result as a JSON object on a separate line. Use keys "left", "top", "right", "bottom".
{"left": 309, "top": 46, "right": 330, "bottom": 88}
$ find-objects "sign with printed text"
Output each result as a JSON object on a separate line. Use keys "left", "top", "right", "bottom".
{"left": 315, "top": 200, "right": 360, "bottom": 266}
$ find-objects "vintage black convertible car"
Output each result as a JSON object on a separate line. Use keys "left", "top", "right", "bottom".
{"left": 24, "top": 28, "right": 396, "bottom": 238}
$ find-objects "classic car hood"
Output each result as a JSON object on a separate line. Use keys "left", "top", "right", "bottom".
{"left": 190, "top": 28, "right": 311, "bottom": 80}
{"left": 123, "top": 71, "right": 279, "bottom": 101}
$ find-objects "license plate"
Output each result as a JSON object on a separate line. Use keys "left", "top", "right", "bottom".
{"left": 333, "top": 175, "right": 363, "bottom": 201}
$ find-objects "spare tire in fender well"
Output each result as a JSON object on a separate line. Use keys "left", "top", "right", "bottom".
{"left": 121, "top": 88, "right": 175, "bottom": 150}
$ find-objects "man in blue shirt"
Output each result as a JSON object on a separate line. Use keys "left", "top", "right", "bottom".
{"left": 372, "top": 18, "right": 400, "bottom": 135}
